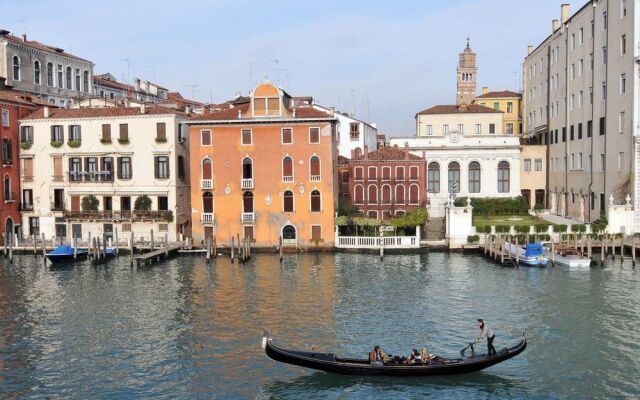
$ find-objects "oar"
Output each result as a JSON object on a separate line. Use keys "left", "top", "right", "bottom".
{"left": 460, "top": 342, "right": 475, "bottom": 356}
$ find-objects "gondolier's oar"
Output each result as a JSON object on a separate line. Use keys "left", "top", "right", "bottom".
{"left": 460, "top": 342, "right": 475, "bottom": 356}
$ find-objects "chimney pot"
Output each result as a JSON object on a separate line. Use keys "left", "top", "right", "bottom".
{"left": 363, "top": 145, "right": 369, "bottom": 160}
{"left": 482, "top": 87, "right": 489, "bottom": 95}
{"left": 22, "top": 34, "right": 27, "bottom": 41}
{"left": 43, "top": 106, "right": 49, "bottom": 118}
{"left": 552, "top": 19, "right": 560, "bottom": 32}
{"left": 140, "top": 104, "right": 146, "bottom": 114}
{"left": 561, "top": 3, "right": 570, "bottom": 24}
{"left": 527, "top": 45, "right": 534, "bottom": 55}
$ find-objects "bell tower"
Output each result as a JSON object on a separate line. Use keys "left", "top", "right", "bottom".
{"left": 456, "top": 37, "right": 477, "bottom": 105}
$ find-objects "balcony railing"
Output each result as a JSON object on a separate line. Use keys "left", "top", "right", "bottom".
{"left": 282, "top": 176, "right": 294, "bottom": 183}
{"left": 201, "top": 179, "right": 213, "bottom": 190}
{"left": 242, "top": 212, "right": 255, "bottom": 223}
{"left": 241, "top": 178, "right": 254, "bottom": 189}
{"left": 68, "top": 171, "right": 114, "bottom": 182}
{"left": 64, "top": 210, "right": 172, "bottom": 221}
{"left": 310, "top": 175, "right": 321, "bottom": 182}
{"left": 201, "top": 212, "right": 214, "bottom": 223}
{"left": 51, "top": 203, "right": 65, "bottom": 211}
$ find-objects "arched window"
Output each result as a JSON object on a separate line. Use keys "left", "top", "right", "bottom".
{"left": 83, "top": 71, "right": 89, "bottom": 92}
{"left": 310, "top": 189, "right": 321, "bottom": 212}
{"left": 354, "top": 185, "right": 364, "bottom": 204}
{"left": 468, "top": 161, "right": 481, "bottom": 193}
{"left": 3, "top": 174, "right": 10, "bottom": 201}
{"left": 12, "top": 56, "right": 20, "bottom": 81}
{"left": 283, "top": 190, "right": 294, "bottom": 212}
{"left": 65, "top": 67, "right": 72, "bottom": 89}
{"left": 409, "top": 184, "right": 419, "bottom": 204}
{"left": 309, "top": 156, "right": 320, "bottom": 181}
{"left": 498, "top": 161, "right": 510, "bottom": 193}
{"left": 282, "top": 225, "right": 296, "bottom": 240}
{"left": 242, "top": 157, "right": 253, "bottom": 179}
{"left": 381, "top": 184, "right": 391, "bottom": 204}
{"left": 243, "top": 191, "right": 254, "bottom": 213}
{"left": 46, "top": 63, "right": 54, "bottom": 86}
{"left": 33, "top": 61, "right": 41, "bottom": 85}
{"left": 448, "top": 162, "right": 460, "bottom": 193}
{"left": 74, "top": 69, "right": 80, "bottom": 91}
{"left": 282, "top": 156, "right": 293, "bottom": 181}
{"left": 202, "top": 158, "right": 212, "bottom": 179}
{"left": 428, "top": 162, "right": 440, "bottom": 193}
{"left": 395, "top": 185, "right": 405, "bottom": 204}
{"left": 202, "top": 192, "right": 213, "bottom": 213}
{"left": 367, "top": 185, "right": 377, "bottom": 204}
{"left": 354, "top": 148, "right": 362, "bottom": 158}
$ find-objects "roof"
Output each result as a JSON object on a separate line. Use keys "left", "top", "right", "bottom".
{"left": 416, "top": 104, "right": 503, "bottom": 116}
{"left": 337, "top": 155, "right": 350, "bottom": 165}
{"left": 352, "top": 146, "right": 423, "bottom": 161}
{"left": 21, "top": 105, "right": 184, "bottom": 120}
{"left": 166, "top": 92, "right": 203, "bottom": 106}
{"left": 93, "top": 76, "right": 131, "bottom": 91}
{"left": 0, "top": 31, "right": 92, "bottom": 63}
{"left": 475, "top": 90, "right": 521, "bottom": 99}
{"left": 0, "top": 88, "right": 40, "bottom": 107}
{"left": 190, "top": 104, "right": 332, "bottom": 121}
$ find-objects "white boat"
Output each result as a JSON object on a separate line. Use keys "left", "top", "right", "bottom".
{"left": 504, "top": 242, "right": 548, "bottom": 267}
{"left": 543, "top": 244, "right": 591, "bottom": 268}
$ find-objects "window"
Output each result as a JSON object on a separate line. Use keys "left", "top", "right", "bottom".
{"left": 241, "top": 129, "right": 252, "bottom": 145}
{"left": 283, "top": 190, "right": 294, "bottom": 212}
{"left": 2, "top": 140, "right": 11, "bottom": 165}
{"left": 409, "top": 184, "right": 419, "bottom": 204}
{"left": 382, "top": 167, "right": 391, "bottom": 180}
{"left": 22, "top": 189, "right": 33, "bottom": 209}
{"left": 241, "top": 158, "right": 253, "bottom": 181}
{"left": 368, "top": 166, "right": 377, "bottom": 180}
{"left": 20, "top": 126, "right": 33, "bottom": 143}
{"left": 506, "top": 123, "right": 514, "bottom": 134}
{"left": 443, "top": 124, "right": 449, "bottom": 134}
{"left": 600, "top": 154, "right": 605, "bottom": 171}
{"left": 428, "top": 162, "right": 440, "bottom": 193}
{"left": 69, "top": 157, "right": 82, "bottom": 181}
{"left": 578, "top": 59, "right": 583, "bottom": 77}
{"left": 621, "top": 0, "right": 627, "bottom": 17}
{"left": 281, "top": 128, "right": 292, "bottom": 144}
{"left": 354, "top": 166, "right": 363, "bottom": 180}
{"left": 395, "top": 166, "right": 405, "bottom": 180}
{"left": 562, "top": 127, "right": 566, "bottom": 142}
{"left": 57, "top": 64, "right": 63, "bottom": 88}
{"left": 65, "top": 66, "right": 72, "bottom": 89}
{"left": 368, "top": 185, "right": 377, "bottom": 204}
{"left": 154, "top": 156, "right": 169, "bottom": 179}
{"left": 1, "top": 110, "right": 8, "bottom": 127}
{"left": 457, "top": 124, "right": 463, "bottom": 134}
{"left": 32, "top": 60, "right": 41, "bottom": 85}
{"left": 524, "top": 159, "right": 532, "bottom": 172}
{"left": 579, "top": 27, "right": 584, "bottom": 45}
{"left": 621, "top": 35, "right": 626, "bottom": 55}
{"left": 156, "top": 123, "right": 167, "bottom": 142}
{"left": 395, "top": 185, "right": 405, "bottom": 204}
{"left": 354, "top": 185, "right": 364, "bottom": 204}
{"left": 497, "top": 161, "right": 510, "bottom": 193}
{"left": 310, "top": 190, "right": 321, "bottom": 212}
{"left": 118, "top": 157, "right": 132, "bottom": 179}
{"left": 535, "top": 159, "right": 543, "bottom": 171}
{"left": 619, "top": 111, "right": 625, "bottom": 133}
{"left": 618, "top": 152, "right": 624, "bottom": 171}
{"left": 3, "top": 175, "right": 11, "bottom": 201}
{"left": 83, "top": 71, "right": 89, "bottom": 93}
{"left": 448, "top": 162, "right": 460, "bottom": 193}
{"left": 157, "top": 196, "right": 169, "bottom": 211}
{"left": 11, "top": 56, "right": 20, "bottom": 81}
{"left": 599, "top": 117, "right": 606, "bottom": 135}
{"left": 603, "top": 46, "right": 607, "bottom": 64}
{"left": 468, "top": 161, "right": 480, "bottom": 193}
{"left": 475, "top": 124, "right": 481, "bottom": 134}
{"left": 578, "top": 123, "right": 583, "bottom": 139}
{"left": 426, "top": 125, "right": 433, "bottom": 135}
{"left": 570, "top": 125, "right": 574, "bottom": 141}
{"left": 309, "top": 127, "right": 320, "bottom": 144}
{"left": 74, "top": 68, "right": 80, "bottom": 91}
{"left": 489, "top": 124, "right": 495, "bottom": 134}
{"left": 588, "top": 120, "right": 593, "bottom": 137}
{"left": 282, "top": 156, "right": 293, "bottom": 181}
{"left": 46, "top": 63, "right": 54, "bottom": 86}
{"left": 381, "top": 185, "right": 391, "bottom": 204}
{"left": 69, "top": 125, "right": 81, "bottom": 142}
{"left": 201, "top": 130, "right": 211, "bottom": 145}
{"left": 493, "top": 102, "right": 499, "bottom": 110}
{"left": 202, "top": 158, "right": 212, "bottom": 180}
{"left": 620, "top": 73, "right": 626, "bottom": 94}
{"left": 571, "top": 64, "right": 575, "bottom": 80}
{"left": 51, "top": 125, "right": 63, "bottom": 142}
{"left": 571, "top": 154, "right": 575, "bottom": 170}
{"left": 578, "top": 91, "right": 583, "bottom": 108}
{"left": 571, "top": 33, "right": 576, "bottom": 49}
{"left": 349, "top": 123, "right": 360, "bottom": 140}
{"left": 603, "top": 11, "right": 607, "bottom": 29}
{"left": 243, "top": 192, "right": 254, "bottom": 213}
{"left": 101, "top": 157, "right": 114, "bottom": 181}
{"left": 119, "top": 124, "right": 129, "bottom": 142}
{"left": 409, "top": 166, "right": 418, "bottom": 180}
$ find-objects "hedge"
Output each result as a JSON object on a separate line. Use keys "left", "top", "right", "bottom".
{"left": 553, "top": 224, "right": 567, "bottom": 233}
{"left": 454, "top": 196, "right": 529, "bottom": 215}
{"left": 571, "top": 224, "right": 586, "bottom": 233}
{"left": 494, "top": 225, "right": 510, "bottom": 233}
{"left": 467, "top": 235, "right": 480, "bottom": 243}
{"left": 514, "top": 225, "right": 530, "bottom": 234}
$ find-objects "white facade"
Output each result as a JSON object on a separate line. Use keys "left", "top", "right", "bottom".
{"left": 18, "top": 106, "right": 190, "bottom": 242}
{"left": 314, "top": 105, "right": 377, "bottom": 157}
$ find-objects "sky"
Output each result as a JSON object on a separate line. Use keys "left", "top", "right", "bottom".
{"left": 3, "top": 0, "right": 567, "bottom": 136}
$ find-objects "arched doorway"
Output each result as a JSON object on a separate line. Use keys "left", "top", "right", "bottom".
{"left": 282, "top": 224, "right": 296, "bottom": 245}
{"left": 5, "top": 217, "right": 13, "bottom": 245}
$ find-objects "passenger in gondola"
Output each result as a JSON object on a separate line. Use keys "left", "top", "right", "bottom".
{"left": 407, "top": 349, "right": 423, "bottom": 365}
{"left": 369, "top": 345, "right": 383, "bottom": 367}
{"left": 476, "top": 319, "right": 496, "bottom": 356}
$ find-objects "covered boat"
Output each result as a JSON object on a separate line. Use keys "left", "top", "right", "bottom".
{"left": 505, "top": 242, "right": 548, "bottom": 267}
{"left": 543, "top": 244, "right": 591, "bottom": 268}
{"left": 46, "top": 245, "right": 88, "bottom": 263}
{"left": 262, "top": 332, "right": 526, "bottom": 376}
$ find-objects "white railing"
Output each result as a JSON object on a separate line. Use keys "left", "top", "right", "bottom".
{"left": 241, "top": 178, "right": 254, "bottom": 189}
{"left": 310, "top": 175, "right": 321, "bottom": 182}
{"left": 335, "top": 234, "right": 419, "bottom": 249}
{"left": 201, "top": 213, "right": 214, "bottom": 223}
{"left": 201, "top": 179, "right": 213, "bottom": 190}
{"left": 282, "top": 176, "right": 294, "bottom": 182}
{"left": 242, "top": 212, "right": 255, "bottom": 223}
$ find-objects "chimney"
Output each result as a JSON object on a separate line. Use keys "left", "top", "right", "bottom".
{"left": 351, "top": 149, "right": 356, "bottom": 159}
{"left": 22, "top": 34, "right": 27, "bottom": 41}
{"left": 140, "top": 104, "right": 146, "bottom": 114}
{"left": 527, "top": 45, "right": 534, "bottom": 55}
{"left": 561, "top": 4, "right": 570, "bottom": 24}
{"left": 482, "top": 87, "right": 489, "bottom": 95}
{"left": 363, "top": 145, "right": 369, "bottom": 160}
{"left": 133, "top": 78, "right": 141, "bottom": 91}
{"left": 43, "top": 106, "right": 49, "bottom": 118}
{"left": 185, "top": 105, "right": 191, "bottom": 115}
{"left": 552, "top": 19, "right": 560, "bottom": 32}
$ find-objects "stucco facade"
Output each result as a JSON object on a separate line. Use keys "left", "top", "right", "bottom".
{"left": 520, "top": 144, "right": 547, "bottom": 208}
{"left": 186, "top": 82, "right": 338, "bottom": 249}
{"left": 473, "top": 89, "right": 523, "bottom": 135}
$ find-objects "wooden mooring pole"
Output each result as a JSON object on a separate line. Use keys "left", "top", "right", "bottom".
{"left": 231, "top": 236, "right": 235, "bottom": 260}
{"left": 41, "top": 233, "right": 46, "bottom": 265}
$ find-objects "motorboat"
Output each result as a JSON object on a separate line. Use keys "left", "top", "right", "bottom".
{"left": 543, "top": 244, "right": 591, "bottom": 268}
{"left": 45, "top": 245, "right": 88, "bottom": 263}
{"left": 504, "top": 242, "right": 548, "bottom": 267}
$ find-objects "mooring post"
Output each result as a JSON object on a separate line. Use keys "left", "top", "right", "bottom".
{"left": 213, "top": 235, "right": 217, "bottom": 258}
{"left": 500, "top": 236, "right": 505, "bottom": 264}
{"left": 236, "top": 233, "right": 241, "bottom": 260}
{"left": 611, "top": 235, "right": 616, "bottom": 259}
{"left": 41, "top": 233, "right": 46, "bottom": 265}
{"left": 115, "top": 228, "right": 119, "bottom": 257}
{"left": 164, "top": 233, "right": 168, "bottom": 257}
{"left": 632, "top": 235, "right": 637, "bottom": 265}
{"left": 206, "top": 237, "right": 211, "bottom": 262}
{"left": 550, "top": 237, "right": 555, "bottom": 266}
{"left": 3, "top": 233, "right": 6, "bottom": 257}
{"left": 620, "top": 235, "right": 625, "bottom": 260}
{"left": 279, "top": 235, "right": 283, "bottom": 262}
{"left": 33, "top": 233, "right": 37, "bottom": 256}
{"left": 130, "top": 230, "right": 135, "bottom": 267}
{"left": 73, "top": 236, "right": 77, "bottom": 260}
{"left": 88, "top": 232, "right": 93, "bottom": 259}
{"left": 150, "top": 229, "right": 155, "bottom": 252}
{"left": 515, "top": 235, "right": 519, "bottom": 264}
{"left": 8, "top": 233, "right": 13, "bottom": 261}
{"left": 587, "top": 235, "right": 592, "bottom": 260}
{"left": 231, "top": 236, "right": 235, "bottom": 260}
{"left": 102, "top": 235, "right": 107, "bottom": 260}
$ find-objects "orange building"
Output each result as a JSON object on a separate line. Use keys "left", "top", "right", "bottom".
{"left": 186, "top": 82, "right": 338, "bottom": 249}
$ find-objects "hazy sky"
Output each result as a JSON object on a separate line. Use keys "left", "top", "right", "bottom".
{"left": 4, "top": 0, "right": 566, "bottom": 136}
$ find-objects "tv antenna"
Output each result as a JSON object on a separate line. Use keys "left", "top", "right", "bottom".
{"left": 185, "top": 84, "right": 198, "bottom": 108}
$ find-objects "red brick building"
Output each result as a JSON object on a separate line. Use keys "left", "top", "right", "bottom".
{"left": 339, "top": 145, "right": 427, "bottom": 219}
{"left": 0, "top": 80, "right": 38, "bottom": 240}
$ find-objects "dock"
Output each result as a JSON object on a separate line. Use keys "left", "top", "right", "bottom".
{"left": 133, "top": 244, "right": 182, "bottom": 266}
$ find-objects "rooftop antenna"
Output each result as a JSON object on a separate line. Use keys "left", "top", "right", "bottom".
{"left": 146, "top": 65, "right": 156, "bottom": 82}
{"left": 270, "top": 59, "right": 280, "bottom": 84}
{"left": 15, "top": 19, "right": 26, "bottom": 37}
{"left": 350, "top": 89, "right": 356, "bottom": 117}
{"left": 185, "top": 84, "right": 197, "bottom": 108}
{"left": 365, "top": 95, "right": 371, "bottom": 123}
{"left": 121, "top": 58, "right": 130, "bottom": 84}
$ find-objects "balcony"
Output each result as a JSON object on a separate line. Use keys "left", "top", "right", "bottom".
{"left": 69, "top": 171, "right": 114, "bottom": 182}
{"left": 51, "top": 203, "right": 65, "bottom": 212}
{"left": 242, "top": 212, "right": 255, "bottom": 223}
{"left": 201, "top": 212, "right": 214, "bottom": 224}
{"left": 310, "top": 175, "right": 321, "bottom": 182}
{"left": 64, "top": 210, "right": 172, "bottom": 222}
{"left": 201, "top": 179, "right": 213, "bottom": 190}
{"left": 241, "top": 178, "right": 254, "bottom": 189}
{"left": 282, "top": 176, "right": 294, "bottom": 183}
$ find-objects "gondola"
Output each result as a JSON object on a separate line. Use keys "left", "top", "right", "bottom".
{"left": 45, "top": 245, "right": 88, "bottom": 263}
{"left": 262, "top": 331, "right": 526, "bottom": 376}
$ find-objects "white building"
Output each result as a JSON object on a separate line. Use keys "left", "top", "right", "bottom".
{"left": 93, "top": 73, "right": 170, "bottom": 103}
{"left": 313, "top": 104, "right": 378, "bottom": 157}
{"left": 391, "top": 103, "right": 521, "bottom": 217}
{"left": 18, "top": 105, "right": 190, "bottom": 241}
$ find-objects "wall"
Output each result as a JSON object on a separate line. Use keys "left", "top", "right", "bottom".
{"left": 416, "top": 111, "right": 503, "bottom": 136}
{"left": 520, "top": 144, "right": 547, "bottom": 208}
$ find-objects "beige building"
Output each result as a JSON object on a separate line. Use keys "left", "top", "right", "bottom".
{"left": 520, "top": 145, "right": 547, "bottom": 208}
{"left": 473, "top": 88, "right": 523, "bottom": 135}
{"left": 18, "top": 105, "right": 190, "bottom": 241}
{"left": 523, "top": 2, "right": 638, "bottom": 225}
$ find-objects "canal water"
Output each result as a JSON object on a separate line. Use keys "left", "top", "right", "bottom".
{"left": 0, "top": 252, "right": 638, "bottom": 399}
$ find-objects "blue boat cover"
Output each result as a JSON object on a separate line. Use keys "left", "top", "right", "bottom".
{"left": 48, "top": 245, "right": 74, "bottom": 255}
{"left": 524, "top": 243, "right": 544, "bottom": 257}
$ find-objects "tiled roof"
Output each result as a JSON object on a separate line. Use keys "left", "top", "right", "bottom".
{"left": 416, "top": 104, "right": 502, "bottom": 115}
{"left": 475, "top": 90, "right": 521, "bottom": 99}
{"left": 353, "top": 146, "right": 423, "bottom": 161}
{"left": 21, "top": 105, "right": 183, "bottom": 120}
{"left": 0, "top": 88, "right": 40, "bottom": 106}
{"left": 1, "top": 31, "right": 92, "bottom": 63}
{"left": 190, "top": 104, "right": 332, "bottom": 121}
{"left": 337, "top": 155, "right": 350, "bottom": 165}
{"left": 93, "top": 76, "right": 131, "bottom": 91}
{"left": 166, "top": 92, "right": 203, "bottom": 106}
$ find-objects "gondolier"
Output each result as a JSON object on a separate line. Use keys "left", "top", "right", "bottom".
{"left": 476, "top": 319, "right": 496, "bottom": 356}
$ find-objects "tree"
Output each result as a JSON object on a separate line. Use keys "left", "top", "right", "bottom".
{"left": 81, "top": 195, "right": 99, "bottom": 211}
{"left": 134, "top": 195, "right": 152, "bottom": 211}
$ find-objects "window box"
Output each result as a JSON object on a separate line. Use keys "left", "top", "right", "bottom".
{"left": 155, "top": 137, "right": 167, "bottom": 144}
{"left": 50, "top": 140, "right": 63, "bottom": 148}
{"left": 20, "top": 141, "right": 33, "bottom": 150}
{"left": 118, "top": 138, "right": 130, "bottom": 144}
{"left": 67, "top": 140, "right": 81, "bottom": 148}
